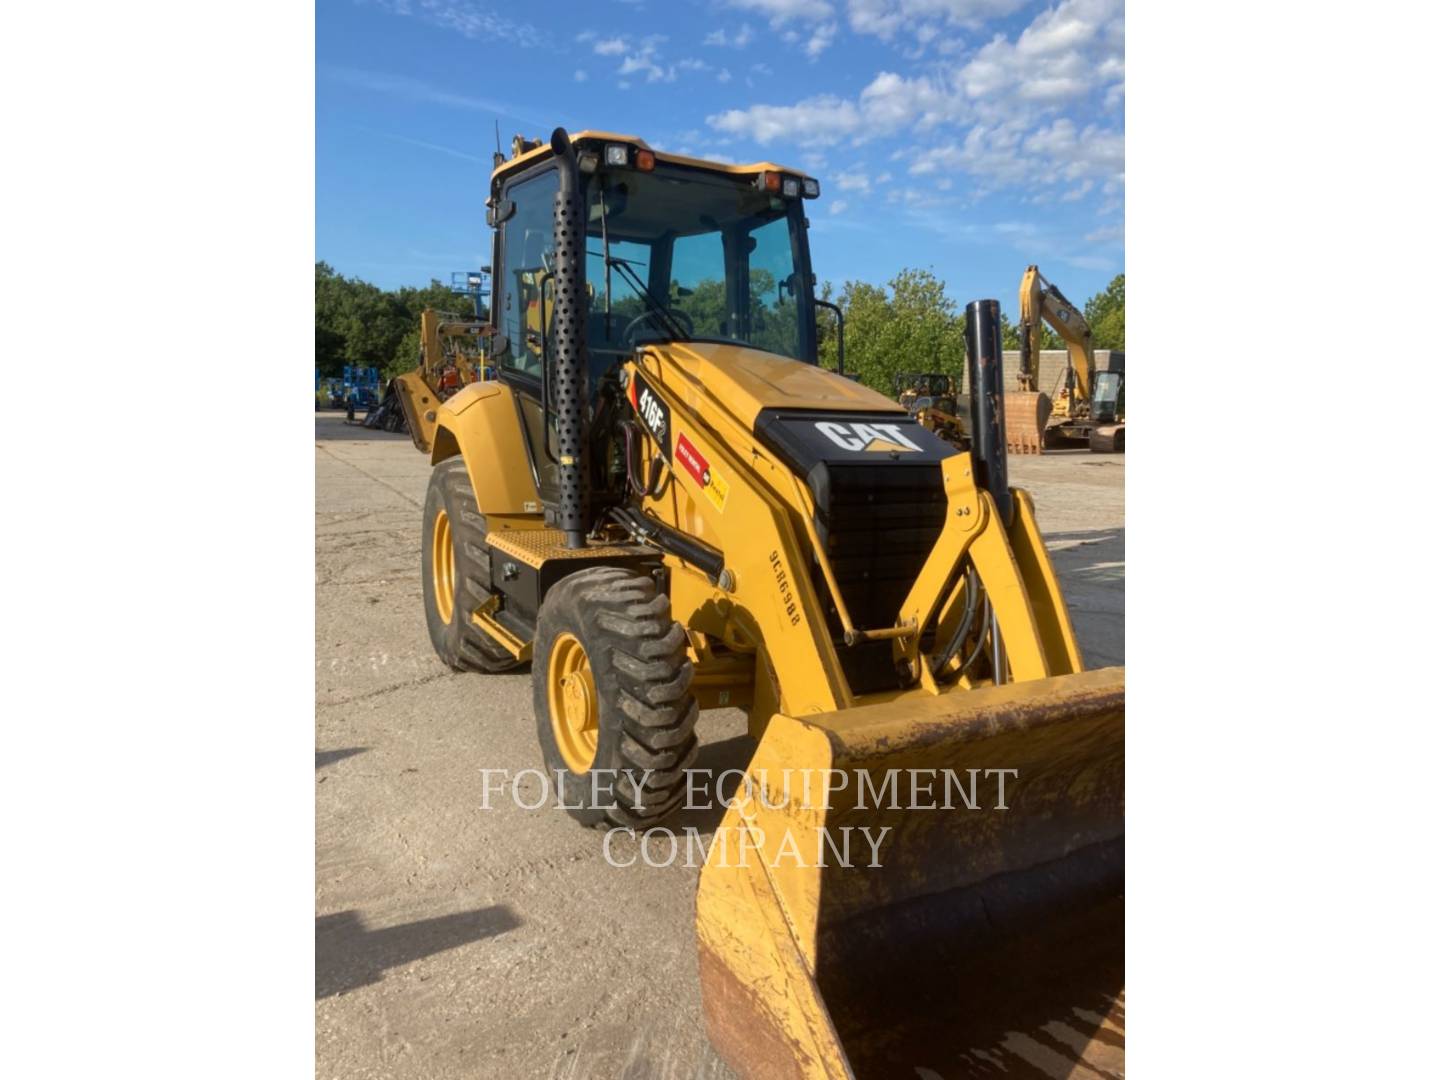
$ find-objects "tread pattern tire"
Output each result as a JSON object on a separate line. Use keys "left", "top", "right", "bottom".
{"left": 422, "top": 457, "right": 521, "bottom": 673}
{"left": 534, "top": 566, "right": 699, "bottom": 830}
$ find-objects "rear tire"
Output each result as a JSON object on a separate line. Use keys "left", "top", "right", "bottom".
{"left": 533, "top": 567, "right": 699, "bottom": 829}
{"left": 422, "top": 457, "right": 521, "bottom": 673}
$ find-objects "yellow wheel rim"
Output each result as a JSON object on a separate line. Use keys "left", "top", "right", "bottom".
{"left": 431, "top": 507, "right": 455, "bottom": 625}
{"left": 547, "top": 632, "right": 598, "bottom": 773}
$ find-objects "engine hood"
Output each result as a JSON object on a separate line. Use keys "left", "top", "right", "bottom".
{"left": 646, "top": 340, "right": 904, "bottom": 427}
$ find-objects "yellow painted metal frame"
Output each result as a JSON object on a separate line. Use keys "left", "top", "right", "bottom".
{"left": 491, "top": 129, "right": 814, "bottom": 191}
{"left": 470, "top": 595, "right": 534, "bottom": 662}
{"left": 622, "top": 347, "right": 1084, "bottom": 734}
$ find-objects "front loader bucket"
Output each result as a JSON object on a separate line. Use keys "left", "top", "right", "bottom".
{"left": 1005, "top": 391, "right": 1053, "bottom": 455}
{"left": 696, "top": 667, "right": 1124, "bottom": 1079}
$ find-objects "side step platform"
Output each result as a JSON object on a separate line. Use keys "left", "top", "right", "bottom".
{"left": 474, "top": 527, "right": 662, "bottom": 659}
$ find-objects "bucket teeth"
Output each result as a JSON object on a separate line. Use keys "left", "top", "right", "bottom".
{"left": 1004, "top": 391, "right": 1052, "bottom": 455}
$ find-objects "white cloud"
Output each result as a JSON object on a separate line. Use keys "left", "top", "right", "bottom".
{"left": 574, "top": 70, "right": 588, "bottom": 82}
{"left": 846, "top": 0, "right": 1028, "bottom": 46}
{"left": 709, "top": 96, "right": 864, "bottom": 147}
{"left": 619, "top": 52, "right": 675, "bottom": 82}
{"left": 364, "top": 0, "right": 547, "bottom": 48}
{"left": 594, "top": 35, "right": 724, "bottom": 85}
{"left": 708, "top": 69, "right": 966, "bottom": 146}
{"left": 959, "top": 0, "right": 1123, "bottom": 105}
{"left": 717, "top": 67, "right": 733, "bottom": 83}
{"left": 723, "top": 0, "right": 835, "bottom": 24}
{"left": 829, "top": 199, "right": 850, "bottom": 215}
{"left": 805, "top": 22, "right": 838, "bottom": 58}
{"left": 835, "top": 171, "right": 871, "bottom": 192}
{"left": 708, "top": 0, "right": 1124, "bottom": 205}
{"left": 705, "top": 23, "right": 755, "bottom": 47}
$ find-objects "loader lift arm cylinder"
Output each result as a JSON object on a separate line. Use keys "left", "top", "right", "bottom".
{"left": 550, "top": 127, "right": 589, "bottom": 548}
{"left": 966, "top": 298, "right": 1014, "bottom": 525}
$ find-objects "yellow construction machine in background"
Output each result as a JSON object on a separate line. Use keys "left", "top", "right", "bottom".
{"left": 364, "top": 308, "right": 497, "bottom": 447}
{"left": 415, "top": 129, "right": 1125, "bottom": 1077}
{"left": 894, "top": 371, "right": 970, "bottom": 449}
{"left": 1010, "top": 264, "right": 1126, "bottom": 454}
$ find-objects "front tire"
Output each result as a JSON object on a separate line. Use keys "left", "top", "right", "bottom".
{"left": 533, "top": 567, "right": 699, "bottom": 829}
{"left": 422, "top": 457, "right": 520, "bottom": 673}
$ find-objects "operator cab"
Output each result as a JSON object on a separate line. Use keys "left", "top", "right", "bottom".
{"left": 484, "top": 132, "right": 822, "bottom": 513}
{"left": 1092, "top": 369, "right": 1124, "bottom": 424}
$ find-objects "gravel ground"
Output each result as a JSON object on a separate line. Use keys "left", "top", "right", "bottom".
{"left": 315, "top": 410, "right": 1124, "bottom": 1079}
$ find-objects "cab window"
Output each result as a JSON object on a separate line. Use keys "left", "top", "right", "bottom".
{"left": 495, "top": 169, "right": 558, "bottom": 378}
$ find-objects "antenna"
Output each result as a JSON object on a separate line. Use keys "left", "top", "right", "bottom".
{"left": 494, "top": 120, "right": 501, "bottom": 157}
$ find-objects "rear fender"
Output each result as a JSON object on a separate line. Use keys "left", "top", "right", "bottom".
{"left": 430, "top": 381, "right": 541, "bottom": 518}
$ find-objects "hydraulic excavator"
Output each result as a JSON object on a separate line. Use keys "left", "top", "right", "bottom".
{"left": 1009, "top": 264, "right": 1125, "bottom": 453}
{"left": 418, "top": 129, "right": 1125, "bottom": 1077}
{"left": 364, "top": 308, "right": 497, "bottom": 444}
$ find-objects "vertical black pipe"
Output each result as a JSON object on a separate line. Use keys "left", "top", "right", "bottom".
{"left": 965, "top": 298, "right": 1014, "bottom": 526}
{"left": 550, "top": 128, "right": 589, "bottom": 548}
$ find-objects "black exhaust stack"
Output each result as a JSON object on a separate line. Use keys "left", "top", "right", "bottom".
{"left": 550, "top": 128, "right": 589, "bottom": 549}
{"left": 965, "top": 298, "right": 1014, "bottom": 526}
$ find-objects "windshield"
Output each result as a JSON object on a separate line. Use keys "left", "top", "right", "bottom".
{"left": 585, "top": 164, "right": 815, "bottom": 367}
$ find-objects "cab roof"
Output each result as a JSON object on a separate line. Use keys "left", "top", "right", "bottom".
{"left": 490, "top": 129, "right": 813, "bottom": 191}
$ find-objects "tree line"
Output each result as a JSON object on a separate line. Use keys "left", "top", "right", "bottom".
{"left": 315, "top": 262, "right": 483, "bottom": 380}
{"left": 315, "top": 260, "right": 1124, "bottom": 395}
{"left": 817, "top": 268, "right": 1125, "bottom": 394}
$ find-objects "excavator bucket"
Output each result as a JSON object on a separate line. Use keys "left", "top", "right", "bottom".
{"left": 1005, "top": 390, "right": 1053, "bottom": 455}
{"left": 696, "top": 667, "right": 1124, "bottom": 1079}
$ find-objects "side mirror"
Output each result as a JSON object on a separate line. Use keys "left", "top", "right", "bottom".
{"left": 486, "top": 199, "right": 516, "bottom": 228}
{"left": 488, "top": 335, "right": 512, "bottom": 362}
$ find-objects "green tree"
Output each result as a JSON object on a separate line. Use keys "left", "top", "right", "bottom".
{"left": 1085, "top": 273, "right": 1125, "bottom": 350}
{"left": 817, "top": 268, "right": 967, "bottom": 396}
{"left": 315, "top": 263, "right": 484, "bottom": 380}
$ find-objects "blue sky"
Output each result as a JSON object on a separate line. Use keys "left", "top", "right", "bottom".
{"left": 317, "top": 0, "right": 1124, "bottom": 319}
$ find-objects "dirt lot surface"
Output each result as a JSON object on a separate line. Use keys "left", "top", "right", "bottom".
{"left": 315, "top": 410, "right": 1124, "bottom": 1079}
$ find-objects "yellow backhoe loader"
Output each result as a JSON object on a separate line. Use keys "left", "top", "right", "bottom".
{"left": 1010, "top": 265, "right": 1126, "bottom": 453}
{"left": 894, "top": 371, "right": 969, "bottom": 449}
{"left": 365, "top": 308, "right": 497, "bottom": 448}
{"left": 418, "top": 129, "right": 1125, "bottom": 1077}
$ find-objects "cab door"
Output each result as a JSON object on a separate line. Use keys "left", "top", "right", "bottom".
{"left": 493, "top": 167, "right": 560, "bottom": 507}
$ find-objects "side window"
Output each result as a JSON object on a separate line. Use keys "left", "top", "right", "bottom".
{"left": 747, "top": 215, "right": 800, "bottom": 360}
{"left": 496, "top": 170, "right": 559, "bottom": 377}
{"left": 670, "top": 230, "right": 728, "bottom": 340}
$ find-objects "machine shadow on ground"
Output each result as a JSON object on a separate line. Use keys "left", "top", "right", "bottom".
{"left": 316, "top": 747, "right": 368, "bottom": 769}
{"left": 1046, "top": 528, "right": 1126, "bottom": 585}
{"left": 316, "top": 906, "right": 522, "bottom": 1000}
{"left": 666, "top": 734, "right": 758, "bottom": 835}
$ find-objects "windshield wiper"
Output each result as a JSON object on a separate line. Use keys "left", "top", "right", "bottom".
{"left": 593, "top": 177, "right": 689, "bottom": 343}
{"left": 607, "top": 257, "right": 691, "bottom": 342}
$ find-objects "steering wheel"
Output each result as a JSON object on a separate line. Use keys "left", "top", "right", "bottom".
{"left": 622, "top": 307, "right": 693, "bottom": 345}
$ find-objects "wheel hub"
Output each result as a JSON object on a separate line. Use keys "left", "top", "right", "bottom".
{"left": 548, "top": 632, "right": 598, "bottom": 773}
{"left": 431, "top": 508, "right": 455, "bottom": 624}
